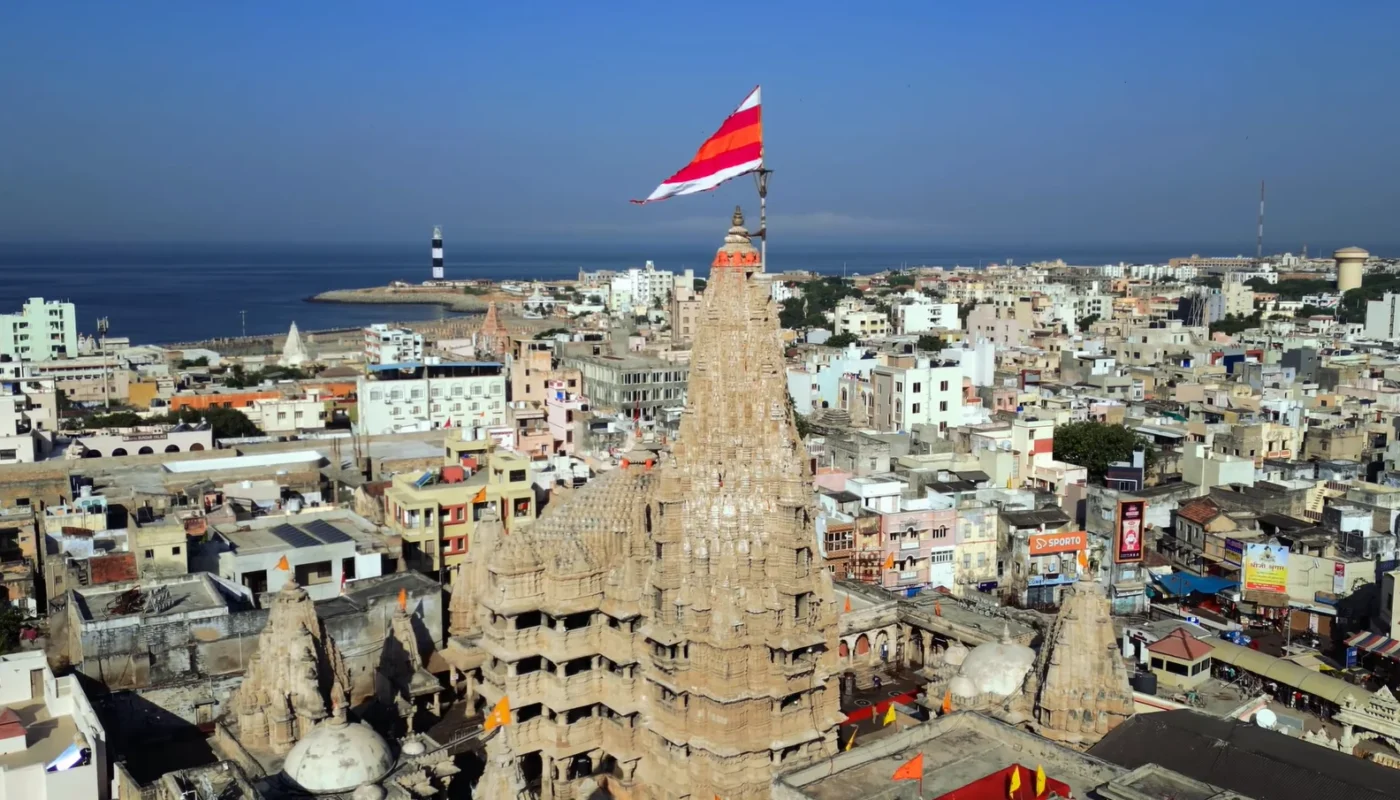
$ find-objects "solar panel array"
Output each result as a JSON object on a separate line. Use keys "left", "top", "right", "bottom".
{"left": 303, "top": 518, "right": 353, "bottom": 544}
{"left": 269, "top": 523, "right": 319, "bottom": 549}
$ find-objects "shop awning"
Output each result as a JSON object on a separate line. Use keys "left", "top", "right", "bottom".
{"left": 1346, "top": 631, "right": 1400, "bottom": 659}
{"left": 1152, "top": 573, "right": 1238, "bottom": 597}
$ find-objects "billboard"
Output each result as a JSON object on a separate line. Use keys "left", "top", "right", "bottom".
{"left": 1114, "top": 500, "right": 1146, "bottom": 563}
{"left": 1029, "top": 531, "right": 1087, "bottom": 556}
{"left": 1243, "top": 543, "right": 1289, "bottom": 594}
{"left": 1224, "top": 538, "right": 1244, "bottom": 566}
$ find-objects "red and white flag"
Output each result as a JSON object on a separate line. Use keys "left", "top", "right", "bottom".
{"left": 633, "top": 87, "right": 762, "bottom": 204}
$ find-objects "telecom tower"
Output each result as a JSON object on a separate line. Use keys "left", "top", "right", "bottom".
{"left": 431, "top": 226, "right": 444, "bottom": 280}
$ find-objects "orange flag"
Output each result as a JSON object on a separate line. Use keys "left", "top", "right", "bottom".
{"left": 843, "top": 595, "right": 852, "bottom": 613}
{"left": 892, "top": 752, "right": 923, "bottom": 782}
{"left": 483, "top": 695, "right": 511, "bottom": 732}
{"left": 934, "top": 600, "right": 942, "bottom": 617}
{"left": 276, "top": 555, "right": 290, "bottom": 571}
{"left": 397, "top": 587, "right": 408, "bottom": 612}
{"left": 942, "top": 689, "right": 953, "bottom": 715}
{"left": 882, "top": 552, "right": 895, "bottom": 570}
{"left": 472, "top": 487, "right": 488, "bottom": 504}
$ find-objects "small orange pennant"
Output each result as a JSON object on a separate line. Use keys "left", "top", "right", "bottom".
{"left": 483, "top": 695, "right": 511, "bottom": 732}
{"left": 882, "top": 552, "right": 895, "bottom": 571}
{"left": 472, "top": 487, "right": 488, "bottom": 504}
{"left": 892, "top": 752, "right": 923, "bottom": 782}
{"left": 397, "top": 587, "right": 408, "bottom": 611}
{"left": 276, "top": 555, "right": 290, "bottom": 571}
{"left": 843, "top": 595, "right": 852, "bottom": 613}
{"left": 942, "top": 689, "right": 953, "bottom": 715}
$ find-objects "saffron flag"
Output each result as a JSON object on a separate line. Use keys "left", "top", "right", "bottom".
{"left": 484, "top": 696, "right": 511, "bottom": 732}
{"left": 1008, "top": 766, "right": 1022, "bottom": 797}
{"left": 844, "top": 728, "right": 856, "bottom": 751}
{"left": 472, "top": 487, "right": 487, "bottom": 504}
{"left": 883, "top": 552, "right": 895, "bottom": 571}
{"left": 941, "top": 689, "right": 953, "bottom": 715}
{"left": 633, "top": 87, "right": 762, "bottom": 204}
{"left": 843, "top": 595, "right": 852, "bottom": 613}
{"left": 276, "top": 555, "right": 290, "bottom": 571}
{"left": 1035, "top": 764, "right": 1046, "bottom": 796}
{"left": 891, "top": 753, "right": 923, "bottom": 782}
{"left": 882, "top": 704, "right": 896, "bottom": 727}
{"left": 397, "top": 587, "right": 408, "bottom": 611}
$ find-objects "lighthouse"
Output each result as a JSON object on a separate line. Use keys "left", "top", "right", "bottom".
{"left": 431, "top": 226, "right": 444, "bottom": 280}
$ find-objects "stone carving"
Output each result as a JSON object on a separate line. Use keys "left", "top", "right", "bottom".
{"left": 1031, "top": 579, "right": 1134, "bottom": 747}
{"left": 225, "top": 579, "right": 350, "bottom": 755}
{"left": 471, "top": 210, "right": 842, "bottom": 799}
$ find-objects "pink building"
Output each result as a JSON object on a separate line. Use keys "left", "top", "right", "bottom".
{"left": 544, "top": 379, "right": 590, "bottom": 455}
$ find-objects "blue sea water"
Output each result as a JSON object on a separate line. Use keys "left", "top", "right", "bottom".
{"left": 0, "top": 240, "right": 1269, "bottom": 345}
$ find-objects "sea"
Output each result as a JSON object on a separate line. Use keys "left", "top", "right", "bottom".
{"left": 0, "top": 240, "right": 1268, "bottom": 346}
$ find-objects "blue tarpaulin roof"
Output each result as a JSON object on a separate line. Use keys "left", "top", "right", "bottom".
{"left": 1152, "top": 573, "right": 1237, "bottom": 596}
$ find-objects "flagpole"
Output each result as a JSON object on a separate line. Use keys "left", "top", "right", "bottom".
{"left": 754, "top": 157, "right": 770, "bottom": 271}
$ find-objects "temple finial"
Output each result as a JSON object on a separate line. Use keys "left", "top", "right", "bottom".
{"left": 731, "top": 206, "right": 745, "bottom": 228}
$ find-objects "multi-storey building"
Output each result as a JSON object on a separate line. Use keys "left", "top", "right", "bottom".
{"left": 0, "top": 297, "right": 78, "bottom": 362}
{"left": 1366, "top": 292, "right": 1400, "bottom": 341}
{"left": 356, "top": 360, "right": 506, "bottom": 436}
{"left": 608, "top": 260, "right": 674, "bottom": 313}
{"left": 892, "top": 294, "right": 960, "bottom": 335}
{"left": 870, "top": 359, "right": 964, "bottom": 435}
{"left": 0, "top": 366, "right": 57, "bottom": 464}
{"left": 363, "top": 324, "right": 424, "bottom": 365}
{"left": 545, "top": 379, "right": 589, "bottom": 455}
{"left": 832, "top": 299, "right": 890, "bottom": 339}
{"left": 560, "top": 352, "right": 688, "bottom": 426}
{"left": 28, "top": 356, "right": 127, "bottom": 403}
{"left": 384, "top": 434, "right": 535, "bottom": 575}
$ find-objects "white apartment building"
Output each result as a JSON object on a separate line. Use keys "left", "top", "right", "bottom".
{"left": 0, "top": 650, "right": 108, "bottom": 800}
{"left": 1367, "top": 293, "right": 1400, "bottom": 341}
{"left": 0, "top": 298, "right": 78, "bottom": 362}
{"left": 242, "top": 395, "right": 327, "bottom": 434}
{"left": 1225, "top": 268, "right": 1277, "bottom": 285}
{"left": 608, "top": 261, "right": 674, "bottom": 313}
{"left": 357, "top": 361, "right": 507, "bottom": 436}
{"left": 870, "top": 360, "right": 963, "bottom": 435}
{"left": 833, "top": 298, "right": 890, "bottom": 339}
{"left": 771, "top": 281, "right": 802, "bottom": 303}
{"left": 892, "top": 294, "right": 960, "bottom": 335}
{"left": 0, "top": 365, "right": 58, "bottom": 464}
{"left": 363, "top": 324, "right": 425, "bottom": 366}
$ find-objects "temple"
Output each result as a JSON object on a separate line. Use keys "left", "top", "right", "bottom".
{"left": 453, "top": 208, "right": 842, "bottom": 798}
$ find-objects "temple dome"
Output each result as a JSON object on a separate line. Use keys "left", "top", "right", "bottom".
{"left": 282, "top": 717, "right": 393, "bottom": 795}
{"left": 955, "top": 637, "right": 1036, "bottom": 698}
{"left": 943, "top": 640, "right": 970, "bottom": 668}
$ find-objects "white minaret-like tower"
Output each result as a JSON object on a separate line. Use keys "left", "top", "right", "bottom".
{"left": 431, "top": 226, "right": 444, "bottom": 280}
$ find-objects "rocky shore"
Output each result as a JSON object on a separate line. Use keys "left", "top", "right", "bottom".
{"left": 309, "top": 287, "right": 490, "bottom": 313}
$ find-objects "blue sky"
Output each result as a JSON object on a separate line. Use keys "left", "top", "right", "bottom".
{"left": 2, "top": 2, "right": 1398, "bottom": 248}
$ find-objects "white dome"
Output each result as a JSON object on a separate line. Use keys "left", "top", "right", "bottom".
{"left": 948, "top": 675, "right": 978, "bottom": 699}
{"left": 955, "top": 639, "right": 1036, "bottom": 698}
{"left": 943, "top": 641, "right": 970, "bottom": 668}
{"left": 283, "top": 718, "right": 394, "bottom": 795}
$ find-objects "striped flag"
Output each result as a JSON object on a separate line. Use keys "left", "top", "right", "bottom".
{"left": 633, "top": 87, "right": 762, "bottom": 204}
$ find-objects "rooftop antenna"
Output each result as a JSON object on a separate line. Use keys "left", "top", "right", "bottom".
{"left": 1256, "top": 179, "right": 1265, "bottom": 262}
{"left": 239, "top": 310, "right": 247, "bottom": 338}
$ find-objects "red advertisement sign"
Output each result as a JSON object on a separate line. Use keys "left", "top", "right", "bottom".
{"left": 1115, "top": 500, "right": 1145, "bottom": 563}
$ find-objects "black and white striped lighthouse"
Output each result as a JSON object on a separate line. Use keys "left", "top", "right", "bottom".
{"left": 431, "top": 226, "right": 444, "bottom": 280}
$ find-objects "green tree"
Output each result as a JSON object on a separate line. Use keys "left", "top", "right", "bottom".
{"left": 0, "top": 600, "right": 23, "bottom": 654}
{"left": 1192, "top": 276, "right": 1222, "bottom": 289}
{"left": 535, "top": 328, "right": 570, "bottom": 339}
{"left": 693, "top": 278, "right": 707, "bottom": 292}
{"left": 886, "top": 273, "right": 916, "bottom": 288}
{"left": 957, "top": 302, "right": 976, "bottom": 322}
{"left": 1294, "top": 305, "right": 1328, "bottom": 318}
{"left": 1076, "top": 313, "right": 1100, "bottom": 332}
{"left": 169, "top": 406, "right": 261, "bottom": 439}
{"left": 825, "top": 332, "right": 858, "bottom": 348}
{"left": 787, "top": 391, "right": 813, "bottom": 439}
{"left": 779, "top": 297, "right": 807, "bottom": 329}
{"left": 1052, "top": 421, "right": 1154, "bottom": 481}
{"left": 916, "top": 334, "right": 945, "bottom": 353}
{"left": 1210, "top": 312, "right": 1262, "bottom": 336}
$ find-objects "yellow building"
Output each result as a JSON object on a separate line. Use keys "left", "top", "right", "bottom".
{"left": 133, "top": 520, "right": 189, "bottom": 578}
{"left": 385, "top": 433, "right": 535, "bottom": 574}
{"left": 1147, "top": 629, "right": 1214, "bottom": 691}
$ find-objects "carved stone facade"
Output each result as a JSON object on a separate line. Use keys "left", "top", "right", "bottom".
{"left": 1030, "top": 579, "right": 1134, "bottom": 747}
{"left": 466, "top": 210, "right": 842, "bottom": 799}
{"left": 224, "top": 579, "right": 351, "bottom": 755}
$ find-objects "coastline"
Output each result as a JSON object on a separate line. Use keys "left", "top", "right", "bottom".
{"left": 308, "top": 287, "right": 491, "bottom": 313}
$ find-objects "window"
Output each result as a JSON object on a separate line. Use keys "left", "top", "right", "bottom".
{"left": 930, "top": 550, "right": 953, "bottom": 564}
{"left": 939, "top": 380, "right": 949, "bottom": 391}
{"left": 912, "top": 382, "right": 921, "bottom": 393}
{"left": 172, "top": 546, "right": 181, "bottom": 556}
{"left": 144, "top": 549, "right": 154, "bottom": 558}
{"left": 911, "top": 403, "right": 921, "bottom": 414}
{"left": 939, "top": 401, "right": 948, "bottom": 412}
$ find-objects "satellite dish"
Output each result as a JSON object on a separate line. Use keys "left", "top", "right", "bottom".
{"left": 1253, "top": 708, "right": 1277, "bottom": 729}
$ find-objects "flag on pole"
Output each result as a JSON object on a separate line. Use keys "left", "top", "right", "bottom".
{"left": 633, "top": 87, "right": 762, "bottom": 204}
{"left": 843, "top": 595, "right": 852, "bottom": 613}
{"left": 891, "top": 753, "right": 923, "bottom": 782}
{"left": 882, "top": 704, "right": 897, "bottom": 727}
{"left": 1035, "top": 764, "right": 1046, "bottom": 796}
{"left": 484, "top": 696, "right": 511, "bottom": 732}
{"left": 883, "top": 552, "right": 895, "bottom": 571}
{"left": 276, "top": 555, "right": 290, "bottom": 571}
{"left": 1008, "top": 766, "right": 1022, "bottom": 797}
{"left": 941, "top": 689, "right": 953, "bottom": 715}
{"left": 472, "top": 487, "right": 487, "bottom": 504}
{"left": 844, "top": 727, "right": 856, "bottom": 751}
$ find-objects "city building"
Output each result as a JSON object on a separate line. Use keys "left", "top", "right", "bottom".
{"left": 833, "top": 298, "right": 890, "bottom": 339}
{"left": 561, "top": 351, "right": 688, "bottom": 426}
{"left": 69, "top": 422, "right": 213, "bottom": 459}
{"left": 892, "top": 294, "right": 960, "bottom": 335}
{"left": 0, "top": 297, "right": 78, "bottom": 363}
{"left": 1366, "top": 292, "right": 1400, "bottom": 341}
{"left": 870, "top": 359, "right": 964, "bottom": 435}
{"left": 364, "top": 324, "right": 425, "bottom": 365}
{"left": 384, "top": 433, "right": 535, "bottom": 574}
{"left": 356, "top": 360, "right": 506, "bottom": 436}
{"left": 0, "top": 368, "right": 57, "bottom": 464}
{"left": 27, "top": 356, "right": 127, "bottom": 404}
{"left": 608, "top": 260, "right": 674, "bottom": 314}
{"left": 0, "top": 650, "right": 108, "bottom": 800}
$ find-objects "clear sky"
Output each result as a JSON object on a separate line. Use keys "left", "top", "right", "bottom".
{"left": 3, "top": 1, "right": 1398, "bottom": 249}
